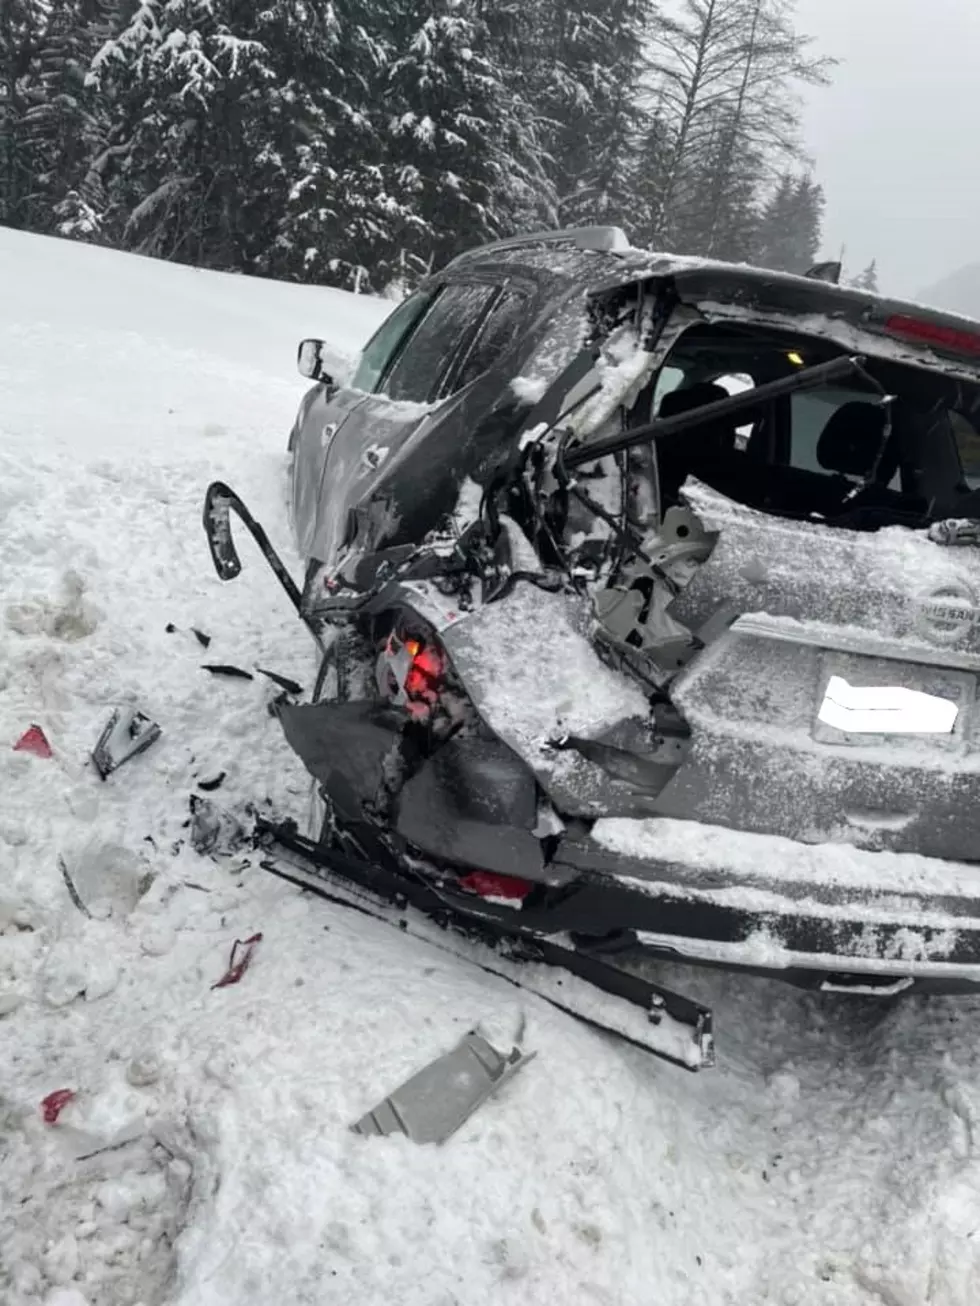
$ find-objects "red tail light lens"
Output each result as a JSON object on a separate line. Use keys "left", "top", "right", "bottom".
{"left": 884, "top": 314, "right": 980, "bottom": 358}
{"left": 404, "top": 644, "right": 445, "bottom": 699}
{"left": 377, "top": 631, "right": 447, "bottom": 718}
{"left": 458, "top": 871, "right": 534, "bottom": 902}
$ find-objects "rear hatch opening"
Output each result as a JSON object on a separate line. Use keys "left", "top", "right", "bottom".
{"left": 528, "top": 302, "right": 980, "bottom": 863}
{"left": 635, "top": 318, "right": 980, "bottom": 534}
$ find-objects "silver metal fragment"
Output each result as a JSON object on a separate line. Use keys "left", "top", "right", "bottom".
{"left": 351, "top": 1028, "right": 535, "bottom": 1145}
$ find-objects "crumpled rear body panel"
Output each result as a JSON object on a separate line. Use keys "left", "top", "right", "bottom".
{"left": 674, "top": 483, "right": 980, "bottom": 664}
{"left": 441, "top": 585, "right": 657, "bottom": 817}
{"left": 654, "top": 483, "right": 980, "bottom": 861}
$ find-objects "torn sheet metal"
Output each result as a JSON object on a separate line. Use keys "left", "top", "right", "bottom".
{"left": 92, "top": 707, "right": 161, "bottom": 779}
{"left": 352, "top": 1029, "right": 535, "bottom": 1144}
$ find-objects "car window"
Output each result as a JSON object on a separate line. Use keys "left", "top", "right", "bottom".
{"left": 645, "top": 322, "right": 980, "bottom": 523}
{"left": 382, "top": 283, "right": 496, "bottom": 403}
{"left": 653, "top": 366, "right": 685, "bottom": 413}
{"left": 349, "top": 290, "right": 435, "bottom": 394}
{"left": 790, "top": 388, "right": 883, "bottom": 479}
{"left": 655, "top": 369, "right": 757, "bottom": 449}
{"left": 452, "top": 290, "right": 527, "bottom": 392}
{"left": 714, "top": 373, "right": 756, "bottom": 450}
{"left": 952, "top": 410, "right": 980, "bottom": 488}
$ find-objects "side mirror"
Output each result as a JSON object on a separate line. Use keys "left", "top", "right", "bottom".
{"left": 297, "top": 338, "right": 334, "bottom": 385}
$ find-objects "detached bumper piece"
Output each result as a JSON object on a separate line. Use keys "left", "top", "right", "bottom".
{"left": 352, "top": 1030, "right": 535, "bottom": 1144}
{"left": 255, "top": 819, "right": 714, "bottom": 1072}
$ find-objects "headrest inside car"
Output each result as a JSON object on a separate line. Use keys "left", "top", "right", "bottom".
{"left": 658, "top": 382, "right": 731, "bottom": 419}
{"left": 657, "top": 382, "right": 741, "bottom": 459}
{"left": 816, "top": 402, "right": 887, "bottom": 478}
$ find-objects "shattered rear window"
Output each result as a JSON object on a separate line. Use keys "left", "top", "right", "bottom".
{"left": 952, "top": 411, "right": 980, "bottom": 488}
{"left": 649, "top": 322, "right": 980, "bottom": 528}
{"left": 789, "top": 387, "right": 896, "bottom": 485}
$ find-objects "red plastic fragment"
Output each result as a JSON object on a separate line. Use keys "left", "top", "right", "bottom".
{"left": 211, "top": 933, "right": 263, "bottom": 989}
{"left": 458, "top": 872, "right": 533, "bottom": 902}
{"left": 41, "top": 1088, "right": 76, "bottom": 1123}
{"left": 13, "top": 725, "right": 53, "bottom": 759}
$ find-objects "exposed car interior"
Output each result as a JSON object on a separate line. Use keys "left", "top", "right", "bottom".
{"left": 641, "top": 322, "right": 980, "bottom": 530}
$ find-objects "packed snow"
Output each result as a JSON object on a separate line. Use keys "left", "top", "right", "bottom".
{"left": 4, "top": 229, "right": 980, "bottom": 1306}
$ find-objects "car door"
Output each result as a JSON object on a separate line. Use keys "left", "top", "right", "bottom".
{"left": 290, "top": 289, "right": 436, "bottom": 559}
{"left": 306, "top": 280, "right": 525, "bottom": 576}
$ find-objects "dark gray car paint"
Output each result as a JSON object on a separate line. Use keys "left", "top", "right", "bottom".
{"left": 285, "top": 244, "right": 980, "bottom": 871}
{"left": 657, "top": 482, "right": 980, "bottom": 861}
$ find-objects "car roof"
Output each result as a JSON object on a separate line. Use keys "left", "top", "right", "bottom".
{"left": 438, "top": 226, "right": 980, "bottom": 377}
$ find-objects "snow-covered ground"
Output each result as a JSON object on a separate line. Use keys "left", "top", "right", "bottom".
{"left": 4, "top": 228, "right": 980, "bottom": 1306}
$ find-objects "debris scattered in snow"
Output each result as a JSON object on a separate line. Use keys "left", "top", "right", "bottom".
{"left": 13, "top": 724, "right": 53, "bottom": 758}
{"left": 351, "top": 1028, "right": 536, "bottom": 1145}
{"left": 91, "top": 705, "right": 162, "bottom": 780}
{"left": 6, "top": 225, "right": 980, "bottom": 1306}
{"left": 210, "top": 932, "right": 263, "bottom": 989}
{"left": 40, "top": 1089, "right": 76, "bottom": 1124}
{"left": 188, "top": 794, "right": 245, "bottom": 855}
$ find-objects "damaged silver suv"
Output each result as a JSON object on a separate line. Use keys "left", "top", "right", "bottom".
{"left": 204, "top": 226, "right": 980, "bottom": 1069}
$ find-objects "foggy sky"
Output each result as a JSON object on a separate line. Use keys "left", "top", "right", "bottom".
{"left": 794, "top": 0, "right": 980, "bottom": 298}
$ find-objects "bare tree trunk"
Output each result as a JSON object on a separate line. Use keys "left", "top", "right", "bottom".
{"left": 650, "top": 0, "right": 720, "bottom": 245}
{"left": 703, "top": 0, "right": 761, "bottom": 254}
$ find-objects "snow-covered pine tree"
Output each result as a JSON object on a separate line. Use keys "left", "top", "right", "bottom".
{"left": 255, "top": 2, "right": 404, "bottom": 288}
{"left": 753, "top": 171, "right": 824, "bottom": 272}
{"left": 1, "top": 0, "right": 42, "bottom": 227}
{"left": 632, "top": 95, "right": 672, "bottom": 251}
{"left": 80, "top": 1, "right": 361, "bottom": 271}
{"left": 379, "top": 0, "right": 552, "bottom": 283}
{"left": 533, "top": 0, "right": 653, "bottom": 235}
{"left": 691, "top": 107, "right": 761, "bottom": 262}
{"left": 850, "top": 259, "right": 879, "bottom": 293}
{"left": 80, "top": 1, "right": 262, "bottom": 263}
{"left": 1, "top": 0, "right": 111, "bottom": 231}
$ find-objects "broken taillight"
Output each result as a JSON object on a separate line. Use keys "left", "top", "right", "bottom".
{"left": 458, "top": 871, "right": 534, "bottom": 902}
{"left": 884, "top": 314, "right": 980, "bottom": 359}
{"left": 378, "top": 631, "right": 447, "bottom": 717}
{"left": 402, "top": 640, "right": 444, "bottom": 700}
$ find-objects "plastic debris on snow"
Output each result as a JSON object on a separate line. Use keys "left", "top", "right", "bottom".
{"left": 41, "top": 1088, "right": 77, "bottom": 1124}
{"left": 352, "top": 1027, "right": 536, "bottom": 1145}
{"left": 13, "top": 723, "right": 53, "bottom": 758}
{"left": 165, "top": 623, "right": 212, "bottom": 647}
{"left": 200, "top": 663, "right": 254, "bottom": 680}
{"left": 188, "top": 794, "right": 246, "bottom": 855}
{"left": 211, "top": 933, "right": 263, "bottom": 989}
{"left": 57, "top": 855, "right": 92, "bottom": 919}
{"left": 91, "top": 706, "right": 162, "bottom": 780}
{"left": 255, "top": 666, "right": 303, "bottom": 696}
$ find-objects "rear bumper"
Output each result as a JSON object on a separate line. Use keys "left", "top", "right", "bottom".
{"left": 276, "top": 693, "right": 980, "bottom": 991}
{"left": 517, "top": 817, "right": 980, "bottom": 991}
